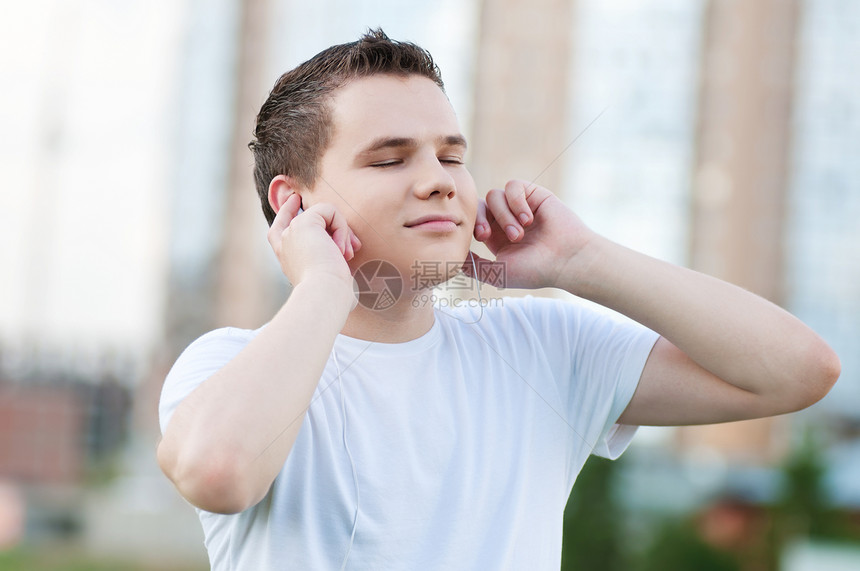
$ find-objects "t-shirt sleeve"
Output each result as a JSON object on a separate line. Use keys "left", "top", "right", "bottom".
{"left": 158, "top": 327, "right": 258, "bottom": 435}
{"left": 519, "top": 296, "right": 659, "bottom": 460}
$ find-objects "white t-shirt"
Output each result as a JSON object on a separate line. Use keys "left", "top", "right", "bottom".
{"left": 159, "top": 296, "right": 659, "bottom": 570}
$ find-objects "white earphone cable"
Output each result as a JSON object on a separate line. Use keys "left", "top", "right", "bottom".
{"left": 337, "top": 251, "right": 481, "bottom": 568}
{"left": 443, "top": 250, "right": 485, "bottom": 324}
{"left": 335, "top": 347, "right": 360, "bottom": 571}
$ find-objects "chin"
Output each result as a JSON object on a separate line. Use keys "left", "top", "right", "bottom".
{"left": 418, "top": 244, "right": 470, "bottom": 265}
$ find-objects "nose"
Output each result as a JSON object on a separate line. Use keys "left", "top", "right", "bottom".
{"left": 412, "top": 151, "right": 456, "bottom": 200}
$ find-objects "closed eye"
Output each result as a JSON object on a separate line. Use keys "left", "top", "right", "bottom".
{"left": 439, "top": 157, "right": 464, "bottom": 165}
{"left": 370, "top": 160, "right": 402, "bottom": 168}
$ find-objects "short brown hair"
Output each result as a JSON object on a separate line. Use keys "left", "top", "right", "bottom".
{"left": 249, "top": 28, "right": 445, "bottom": 225}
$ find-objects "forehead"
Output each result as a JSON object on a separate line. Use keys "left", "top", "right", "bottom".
{"left": 327, "top": 74, "right": 462, "bottom": 149}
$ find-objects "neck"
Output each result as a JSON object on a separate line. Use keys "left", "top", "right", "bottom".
{"left": 340, "top": 292, "right": 436, "bottom": 343}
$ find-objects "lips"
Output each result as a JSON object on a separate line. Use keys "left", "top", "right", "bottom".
{"left": 404, "top": 214, "right": 460, "bottom": 227}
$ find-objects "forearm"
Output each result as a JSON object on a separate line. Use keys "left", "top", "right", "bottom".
{"left": 559, "top": 234, "right": 838, "bottom": 403}
{"left": 157, "top": 275, "right": 353, "bottom": 513}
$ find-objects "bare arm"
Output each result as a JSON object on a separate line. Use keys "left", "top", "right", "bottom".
{"left": 469, "top": 179, "right": 840, "bottom": 427}
{"left": 563, "top": 235, "right": 841, "bottom": 425}
{"left": 157, "top": 195, "right": 358, "bottom": 513}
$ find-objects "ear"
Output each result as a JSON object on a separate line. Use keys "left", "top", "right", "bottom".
{"left": 268, "top": 175, "right": 305, "bottom": 214}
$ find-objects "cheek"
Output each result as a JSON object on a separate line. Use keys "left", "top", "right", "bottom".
{"left": 347, "top": 202, "right": 392, "bottom": 247}
{"left": 465, "top": 198, "right": 478, "bottom": 225}
{"left": 348, "top": 214, "right": 374, "bottom": 243}
{"left": 457, "top": 187, "right": 479, "bottom": 242}
{"left": 459, "top": 181, "right": 479, "bottom": 226}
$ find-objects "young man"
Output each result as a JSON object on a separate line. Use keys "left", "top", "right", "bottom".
{"left": 157, "top": 30, "right": 840, "bottom": 570}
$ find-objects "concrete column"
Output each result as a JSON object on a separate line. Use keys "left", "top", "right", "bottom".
{"left": 470, "top": 0, "right": 575, "bottom": 195}
{"left": 214, "top": 0, "right": 279, "bottom": 329}
{"left": 467, "top": 0, "right": 574, "bottom": 299}
{"left": 689, "top": 0, "right": 799, "bottom": 304}
{"left": 681, "top": 0, "right": 800, "bottom": 463}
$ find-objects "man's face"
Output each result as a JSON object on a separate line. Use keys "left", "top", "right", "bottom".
{"left": 303, "top": 74, "right": 478, "bottom": 289}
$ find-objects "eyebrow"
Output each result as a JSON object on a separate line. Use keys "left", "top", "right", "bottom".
{"left": 355, "top": 134, "right": 468, "bottom": 158}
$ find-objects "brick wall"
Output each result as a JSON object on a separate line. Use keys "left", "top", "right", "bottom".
{"left": 0, "top": 385, "right": 85, "bottom": 484}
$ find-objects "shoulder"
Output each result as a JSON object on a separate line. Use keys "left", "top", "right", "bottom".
{"left": 179, "top": 326, "right": 261, "bottom": 356}
{"left": 449, "top": 294, "right": 598, "bottom": 330}
{"left": 158, "top": 325, "right": 264, "bottom": 433}
{"left": 435, "top": 294, "right": 598, "bottom": 350}
{"left": 166, "top": 326, "right": 262, "bottom": 373}
{"left": 437, "top": 294, "right": 653, "bottom": 356}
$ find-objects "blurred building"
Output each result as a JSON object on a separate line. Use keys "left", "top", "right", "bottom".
{"left": 470, "top": 0, "right": 859, "bottom": 527}
{"left": 786, "top": 0, "right": 860, "bottom": 418}
{"left": 0, "top": 0, "right": 186, "bottom": 559}
{"left": 0, "top": 0, "right": 858, "bottom": 566}
{"left": 682, "top": 0, "right": 799, "bottom": 464}
{"left": 0, "top": 0, "right": 481, "bottom": 565}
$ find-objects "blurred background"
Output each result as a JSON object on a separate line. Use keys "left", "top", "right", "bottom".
{"left": 0, "top": 0, "right": 858, "bottom": 569}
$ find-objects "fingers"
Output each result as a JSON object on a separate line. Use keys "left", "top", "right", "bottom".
{"left": 473, "top": 199, "right": 491, "bottom": 241}
{"left": 267, "top": 197, "right": 361, "bottom": 262}
{"left": 267, "top": 193, "right": 302, "bottom": 251}
{"left": 485, "top": 189, "right": 519, "bottom": 241}
{"left": 504, "top": 179, "right": 534, "bottom": 228}
{"left": 314, "top": 204, "right": 362, "bottom": 261}
{"left": 312, "top": 203, "right": 358, "bottom": 261}
{"left": 485, "top": 182, "right": 531, "bottom": 241}
{"left": 349, "top": 229, "right": 362, "bottom": 258}
{"left": 483, "top": 180, "right": 548, "bottom": 242}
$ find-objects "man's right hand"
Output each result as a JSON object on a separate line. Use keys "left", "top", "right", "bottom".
{"left": 159, "top": 193, "right": 361, "bottom": 514}
{"left": 267, "top": 193, "right": 361, "bottom": 302}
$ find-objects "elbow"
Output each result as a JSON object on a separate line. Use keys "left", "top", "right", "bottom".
{"left": 157, "top": 440, "right": 261, "bottom": 514}
{"left": 811, "top": 341, "right": 841, "bottom": 401}
{"left": 787, "top": 338, "right": 841, "bottom": 412}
